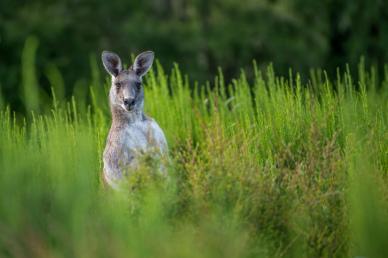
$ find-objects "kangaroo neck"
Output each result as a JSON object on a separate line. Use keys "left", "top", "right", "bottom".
{"left": 110, "top": 105, "right": 144, "bottom": 126}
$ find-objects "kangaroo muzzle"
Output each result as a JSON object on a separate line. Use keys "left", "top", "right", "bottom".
{"left": 123, "top": 98, "right": 135, "bottom": 110}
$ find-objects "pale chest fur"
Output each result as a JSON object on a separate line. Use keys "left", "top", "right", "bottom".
{"left": 103, "top": 118, "right": 167, "bottom": 188}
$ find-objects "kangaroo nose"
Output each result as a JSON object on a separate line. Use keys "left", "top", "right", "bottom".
{"left": 123, "top": 98, "right": 135, "bottom": 108}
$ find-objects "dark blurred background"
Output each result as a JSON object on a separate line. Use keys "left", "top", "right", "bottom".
{"left": 1, "top": 0, "right": 388, "bottom": 107}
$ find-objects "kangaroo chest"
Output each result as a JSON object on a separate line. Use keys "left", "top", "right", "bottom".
{"left": 103, "top": 118, "right": 167, "bottom": 184}
{"left": 106, "top": 121, "right": 159, "bottom": 162}
{"left": 120, "top": 121, "right": 154, "bottom": 152}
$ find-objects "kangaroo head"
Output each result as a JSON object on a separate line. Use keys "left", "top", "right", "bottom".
{"left": 102, "top": 50, "right": 154, "bottom": 112}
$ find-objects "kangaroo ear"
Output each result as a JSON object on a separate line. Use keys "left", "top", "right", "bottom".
{"left": 133, "top": 51, "right": 154, "bottom": 77}
{"left": 102, "top": 51, "right": 122, "bottom": 77}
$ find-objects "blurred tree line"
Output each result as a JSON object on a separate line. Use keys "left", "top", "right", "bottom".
{"left": 0, "top": 0, "right": 387, "bottom": 107}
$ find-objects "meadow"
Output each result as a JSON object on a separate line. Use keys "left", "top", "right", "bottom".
{"left": 0, "top": 45, "right": 387, "bottom": 257}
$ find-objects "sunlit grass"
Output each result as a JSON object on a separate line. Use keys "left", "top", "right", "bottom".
{"left": 0, "top": 42, "right": 387, "bottom": 257}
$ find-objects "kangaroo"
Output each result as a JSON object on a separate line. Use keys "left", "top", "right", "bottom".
{"left": 101, "top": 50, "right": 168, "bottom": 189}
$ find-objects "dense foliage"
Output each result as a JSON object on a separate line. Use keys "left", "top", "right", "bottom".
{"left": 0, "top": 46, "right": 387, "bottom": 257}
{"left": 1, "top": 0, "right": 388, "bottom": 109}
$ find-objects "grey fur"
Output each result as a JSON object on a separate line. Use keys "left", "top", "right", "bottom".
{"left": 102, "top": 51, "right": 122, "bottom": 77}
{"left": 101, "top": 50, "right": 168, "bottom": 189}
{"left": 133, "top": 51, "right": 155, "bottom": 77}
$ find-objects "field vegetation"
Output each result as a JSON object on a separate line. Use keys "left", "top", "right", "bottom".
{"left": 0, "top": 43, "right": 387, "bottom": 258}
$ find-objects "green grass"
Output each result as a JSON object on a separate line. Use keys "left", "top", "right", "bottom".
{"left": 0, "top": 45, "right": 387, "bottom": 257}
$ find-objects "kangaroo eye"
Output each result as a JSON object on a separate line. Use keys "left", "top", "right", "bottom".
{"left": 135, "top": 82, "right": 141, "bottom": 90}
{"left": 115, "top": 82, "right": 121, "bottom": 89}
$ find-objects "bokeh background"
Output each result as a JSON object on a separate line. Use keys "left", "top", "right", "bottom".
{"left": 1, "top": 0, "right": 388, "bottom": 108}
{"left": 1, "top": 2, "right": 388, "bottom": 257}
